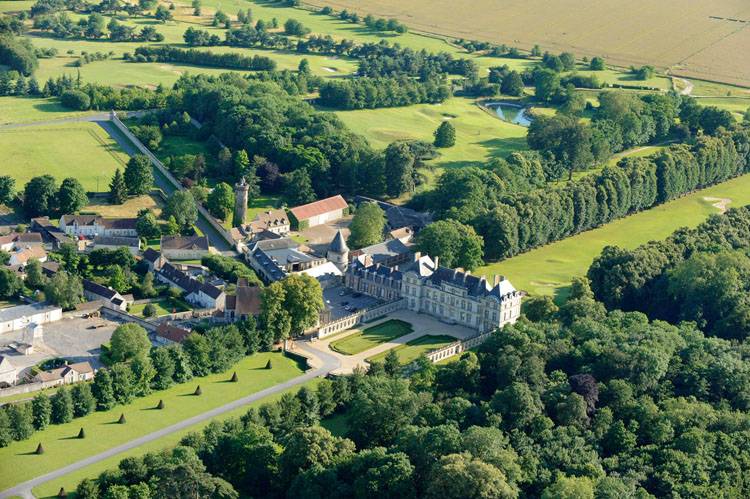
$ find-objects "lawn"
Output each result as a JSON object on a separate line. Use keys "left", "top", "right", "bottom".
{"left": 476, "top": 171, "right": 750, "bottom": 301}
{"left": 329, "top": 319, "right": 413, "bottom": 355}
{"left": 0, "top": 122, "right": 129, "bottom": 192}
{"left": 0, "top": 351, "right": 306, "bottom": 492}
{"left": 129, "top": 297, "right": 191, "bottom": 317}
{"left": 366, "top": 334, "right": 455, "bottom": 365}
{"left": 86, "top": 194, "right": 162, "bottom": 218}
{"left": 333, "top": 97, "right": 527, "bottom": 166}
{"left": 0, "top": 96, "right": 96, "bottom": 125}
{"left": 32, "top": 378, "right": 323, "bottom": 498}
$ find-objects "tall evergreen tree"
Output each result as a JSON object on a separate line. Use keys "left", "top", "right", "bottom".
{"left": 109, "top": 168, "right": 127, "bottom": 204}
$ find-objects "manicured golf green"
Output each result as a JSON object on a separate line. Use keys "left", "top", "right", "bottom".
{"left": 129, "top": 298, "right": 191, "bottom": 317}
{"left": 330, "top": 319, "right": 413, "bottom": 355}
{"left": 0, "top": 351, "right": 305, "bottom": 492}
{"left": 477, "top": 171, "right": 750, "bottom": 301}
{"left": 32, "top": 378, "right": 323, "bottom": 498}
{"left": 0, "top": 122, "right": 129, "bottom": 191}
{"left": 366, "top": 334, "right": 456, "bottom": 365}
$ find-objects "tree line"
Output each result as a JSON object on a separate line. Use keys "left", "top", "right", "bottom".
{"left": 317, "top": 76, "right": 450, "bottom": 109}
{"left": 32, "top": 13, "right": 164, "bottom": 42}
{"left": 415, "top": 123, "right": 748, "bottom": 261}
{"left": 130, "top": 46, "right": 277, "bottom": 71}
{"left": 588, "top": 206, "right": 750, "bottom": 340}
{"left": 73, "top": 278, "right": 750, "bottom": 498}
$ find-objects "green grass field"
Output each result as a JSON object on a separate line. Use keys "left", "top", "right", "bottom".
{"left": 477, "top": 172, "right": 750, "bottom": 301}
{"left": 366, "top": 334, "right": 455, "bottom": 365}
{"left": 0, "top": 122, "right": 129, "bottom": 191}
{"left": 129, "top": 297, "right": 191, "bottom": 317}
{"left": 0, "top": 96, "right": 96, "bottom": 125}
{"left": 333, "top": 97, "right": 527, "bottom": 166}
{"left": 32, "top": 378, "right": 322, "bottom": 498}
{"left": 329, "top": 319, "right": 413, "bottom": 355}
{"left": 0, "top": 351, "right": 305, "bottom": 492}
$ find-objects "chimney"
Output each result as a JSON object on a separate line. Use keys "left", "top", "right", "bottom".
{"left": 413, "top": 251, "right": 421, "bottom": 260}
{"left": 434, "top": 256, "right": 439, "bottom": 268}
{"left": 494, "top": 275, "right": 501, "bottom": 286}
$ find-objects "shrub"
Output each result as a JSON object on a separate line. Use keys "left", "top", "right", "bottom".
{"left": 60, "top": 89, "right": 90, "bottom": 110}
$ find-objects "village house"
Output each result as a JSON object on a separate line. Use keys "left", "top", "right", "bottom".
{"left": 345, "top": 254, "right": 524, "bottom": 333}
{"left": 160, "top": 235, "right": 210, "bottom": 261}
{"left": 0, "top": 303, "right": 62, "bottom": 334}
{"left": 248, "top": 209, "right": 291, "bottom": 235}
{"left": 289, "top": 195, "right": 348, "bottom": 229}
{"left": 92, "top": 236, "right": 141, "bottom": 255}
{"left": 153, "top": 322, "right": 192, "bottom": 345}
{"left": 141, "top": 248, "right": 167, "bottom": 272}
{"left": 30, "top": 217, "right": 73, "bottom": 249}
{"left": 7, "top": 246, "right": 47, "bottom": 267}
{"left": 0, "top": 232, "right": 43, "bottom": 252}
{"left": 246, "top": 238, "right": 326, "bottom": 283}
{"left": 59, "top": 215, "right": 138, "bottom": 238}
{"left": 156, "top": 263, "right": 225, "bottom": 310}
{"left": 34, "top": 361, "right": 95, "bottom": 386}
{"left": 0, "top": 356, "right": 17, "bottom": 387}
{"left": 83, "top": 279, "right": 133, "bottom": 311}
{"left": 224, "top": 278, "right": 262, "bottom": 322}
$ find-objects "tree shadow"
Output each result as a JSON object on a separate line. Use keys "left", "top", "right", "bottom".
{"left": 31, "top": 100, "right": 67, "bottom": 114}
{"left": 16, "top": 450, "right": 41, "bottom": 456}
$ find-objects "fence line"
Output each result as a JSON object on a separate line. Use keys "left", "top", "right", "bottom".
{"left": 109, "top": 112, "right": 235, "bottom": 249}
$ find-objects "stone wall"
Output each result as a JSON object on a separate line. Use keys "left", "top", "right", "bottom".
{"left": 316, "top": 299, "right": 407, "bottom": 338}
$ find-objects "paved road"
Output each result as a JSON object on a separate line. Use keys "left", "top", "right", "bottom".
{"left": 0, "top": 112, "right": 233, "bottom": 252}
{"left": 0, "top": 343, "right": 340, "bottom": 499}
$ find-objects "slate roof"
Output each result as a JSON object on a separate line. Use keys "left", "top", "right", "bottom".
{"left": 329, "top": 230, "right": 349, "bottom": 253}
{"left": 158, "top": 263, "right": 223, "bottom": 300}
{"left": 93, "top": 236, "right": 140, "bottom": 248}
{"left": 161, "top": 235, "right": 209, "bottom": 251}
{"left": 83, "top": 279, "right": 118, "bottom": 300}
{"left": 355, "top": 238, "right": 411, "bottom": 264}
{"left": 142, "top": 248, "right": 162, "bottom": 263}
{"left": 428, "top": 267, "right": 518, "bottom": 299}
{"left": 229, "top": 279, "right": 262, "bottom": 316}
{"left": 289, "top": 195, "right": 347, "bottom": 221}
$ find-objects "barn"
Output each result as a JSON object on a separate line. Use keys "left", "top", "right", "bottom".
{"left": 289, "top": 195, "right": 349, "bottom": 229}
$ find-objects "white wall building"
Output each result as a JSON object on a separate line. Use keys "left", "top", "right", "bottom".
{"left": 0, "top": 303, "right": 63, "bottom": 334}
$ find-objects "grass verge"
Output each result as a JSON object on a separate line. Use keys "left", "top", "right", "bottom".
{"left": 329, "top": 319, "right": 413, "bottom": 355}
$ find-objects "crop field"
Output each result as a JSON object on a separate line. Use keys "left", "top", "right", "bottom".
{"left": 477, "top": 171, "right": 750, "bottom": 301}
{"left": 305, "top": 0, "right": 750, "bottom": 87}
{"left": 30, "top": 378, "right": 322, "bottom": 499}
{"left": 0, "top": 122, "right": 128, "bottom": 191}
{"left": 366, "top": 334, "right": 455, "bottom": 365}
{"left": 330, "top": 319, "right": 413, "bottom": 355}
{"left": 86, "top": 194, "right": 162, "bottom": 218}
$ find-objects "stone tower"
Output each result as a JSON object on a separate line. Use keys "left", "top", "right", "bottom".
{"left": 327, "top": 230, "right": 350, "bottom": 272}
{"left": 233, "top": 177, "right": 250, "bottom": 227}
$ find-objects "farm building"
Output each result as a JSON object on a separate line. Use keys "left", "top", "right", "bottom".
{"left": 30, "top": 217, "right": 73, "bottom": 248}
{"left": 289, "top": 195, "right": 348, "bottom": 229}
{"left": 92, "top": 236, "right": 141, "bottom": 255}
{"left": 83, "top": 279, "right": 132, "bottom": 311}
{"left": 34, "top": 361, "right": 95, "bottom": 386}
{"left": 0, "top": 232, "right": 43, "bottom": 252}
{"left": 153, "top": 323, "right": 192, "bottom": 345}
{"left": 156, "top": 263, "right": 225, "bottom": 310}
{"left": 59, "top": 215, "right": 138, "bottom": 238}
{"left": 249, "top": 209, "right": 291, "bottom": 235}
{"left": 0, "top": 303, "right": 62, "bottom": 334}
{"left": 142, "top": 248, "right": 167, "bottom": 272}
{"left": 7, "top": 246, "right": 47, "bottom": 266}
{"left": 160, "top": 235, "right": 210, "bottom": 260}
{"left": 224, "top": 278, "right": 262, "bottom": 322}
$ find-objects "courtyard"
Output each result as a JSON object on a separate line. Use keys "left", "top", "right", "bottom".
{"left": 323, "top": 285, "right": 382, "bottom": 320}
{"left": 307, "top": 309, "right": 476, "bottom": 374}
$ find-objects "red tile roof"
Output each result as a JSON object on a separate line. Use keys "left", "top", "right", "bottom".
{"left": 289, "top": 195, "right": 347, "bottom": 221}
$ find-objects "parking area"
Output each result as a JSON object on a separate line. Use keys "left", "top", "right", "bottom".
{"left": 0, "top": 315, "right": 121, "bottom": 377}
{"left": 323, "top": 285, "right": 381, "bottom": 320}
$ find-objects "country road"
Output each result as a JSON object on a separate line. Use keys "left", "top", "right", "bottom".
{"left": 0, "top": 112, "right": 233, "bottom": 252}
{"left": 0, "top": 343, "right": 340, "bottom": 499}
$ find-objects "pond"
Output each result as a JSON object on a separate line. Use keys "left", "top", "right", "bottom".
{"left": 484, "top": 102, "right": 533, "bottom": 127}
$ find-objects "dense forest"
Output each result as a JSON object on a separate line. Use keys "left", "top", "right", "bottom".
{"left": 70, "top": 276, "right": 750, "bottom": 498}
{"left": 588, "top": 206, "right": 750, "bottom": 341}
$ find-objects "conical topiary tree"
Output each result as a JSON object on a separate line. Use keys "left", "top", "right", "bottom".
{"left": 77, "top": 428, "right": 85, "bottom": 439}
{"left": 118, "top": 413, "right": 126, "bottom": 424}
{"left": 230, "top": 372, "right": 238, "bottom": 382}
{"left": 35, "top": 443, "right": 44, "bottom": 454}
{"left": 58, "top": 486, "right": 67, "bottom": 497}
{"left": 194, "top": 385, "right": 202, "bottom": 396}
{"left": 156, "top": 399, "right": 165, "bottom": 410}
{"left": 265, "top": 360, "right": 272, "bottom": 370}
